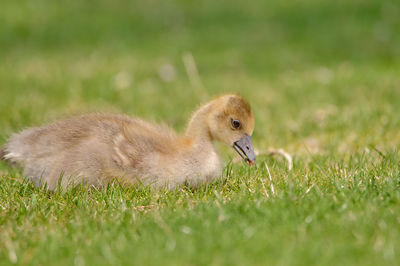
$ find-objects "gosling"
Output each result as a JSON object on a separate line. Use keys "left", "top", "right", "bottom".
{"left": 0, "top": 94, "right": 255, "bottom": 190}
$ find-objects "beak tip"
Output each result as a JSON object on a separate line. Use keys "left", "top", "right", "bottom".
{"left": 247, "top": 157, "right": 256, "bottom": 166}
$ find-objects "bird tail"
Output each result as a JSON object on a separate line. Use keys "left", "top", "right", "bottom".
{"left": 0, "top": 146, "right": 6, "bottom": 161}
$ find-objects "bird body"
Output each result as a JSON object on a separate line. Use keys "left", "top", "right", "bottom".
{"left": 1, "top": 95, "right": 255, "bottom": 190}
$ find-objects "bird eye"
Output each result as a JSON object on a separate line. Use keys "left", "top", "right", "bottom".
{"left": 231, "top": 119, "right": 241, "bottom": 129}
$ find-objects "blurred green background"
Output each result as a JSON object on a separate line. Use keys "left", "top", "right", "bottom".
{"left": 1, "top": 0, "right": 399, "bottom": 153}
{"left": 1, "top": 0, "right": 400, "bottom": 265}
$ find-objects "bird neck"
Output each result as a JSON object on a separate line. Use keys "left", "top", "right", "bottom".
{"left": 184, "top": 102, "right": 213, "bottom": 145}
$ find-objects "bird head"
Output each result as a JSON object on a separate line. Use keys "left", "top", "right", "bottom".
{"left": 207, "top": 95, "right": 256, "bottom": 165}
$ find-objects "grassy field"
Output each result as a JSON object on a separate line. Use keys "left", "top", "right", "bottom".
{"left": 1, "top": 0, "right": 400, "bottom": 265}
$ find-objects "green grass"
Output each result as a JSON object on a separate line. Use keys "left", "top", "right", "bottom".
{"left": 1, "top": 0, "right": 400, "bottom": 265}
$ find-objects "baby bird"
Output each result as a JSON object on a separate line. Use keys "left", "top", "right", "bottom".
{"left": 0, "top": 94, "right": 255, "bottom": 190}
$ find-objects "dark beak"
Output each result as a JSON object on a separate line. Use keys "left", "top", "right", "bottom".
{"left": 233, "top": 134, "right": 256, "bottom": 166}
